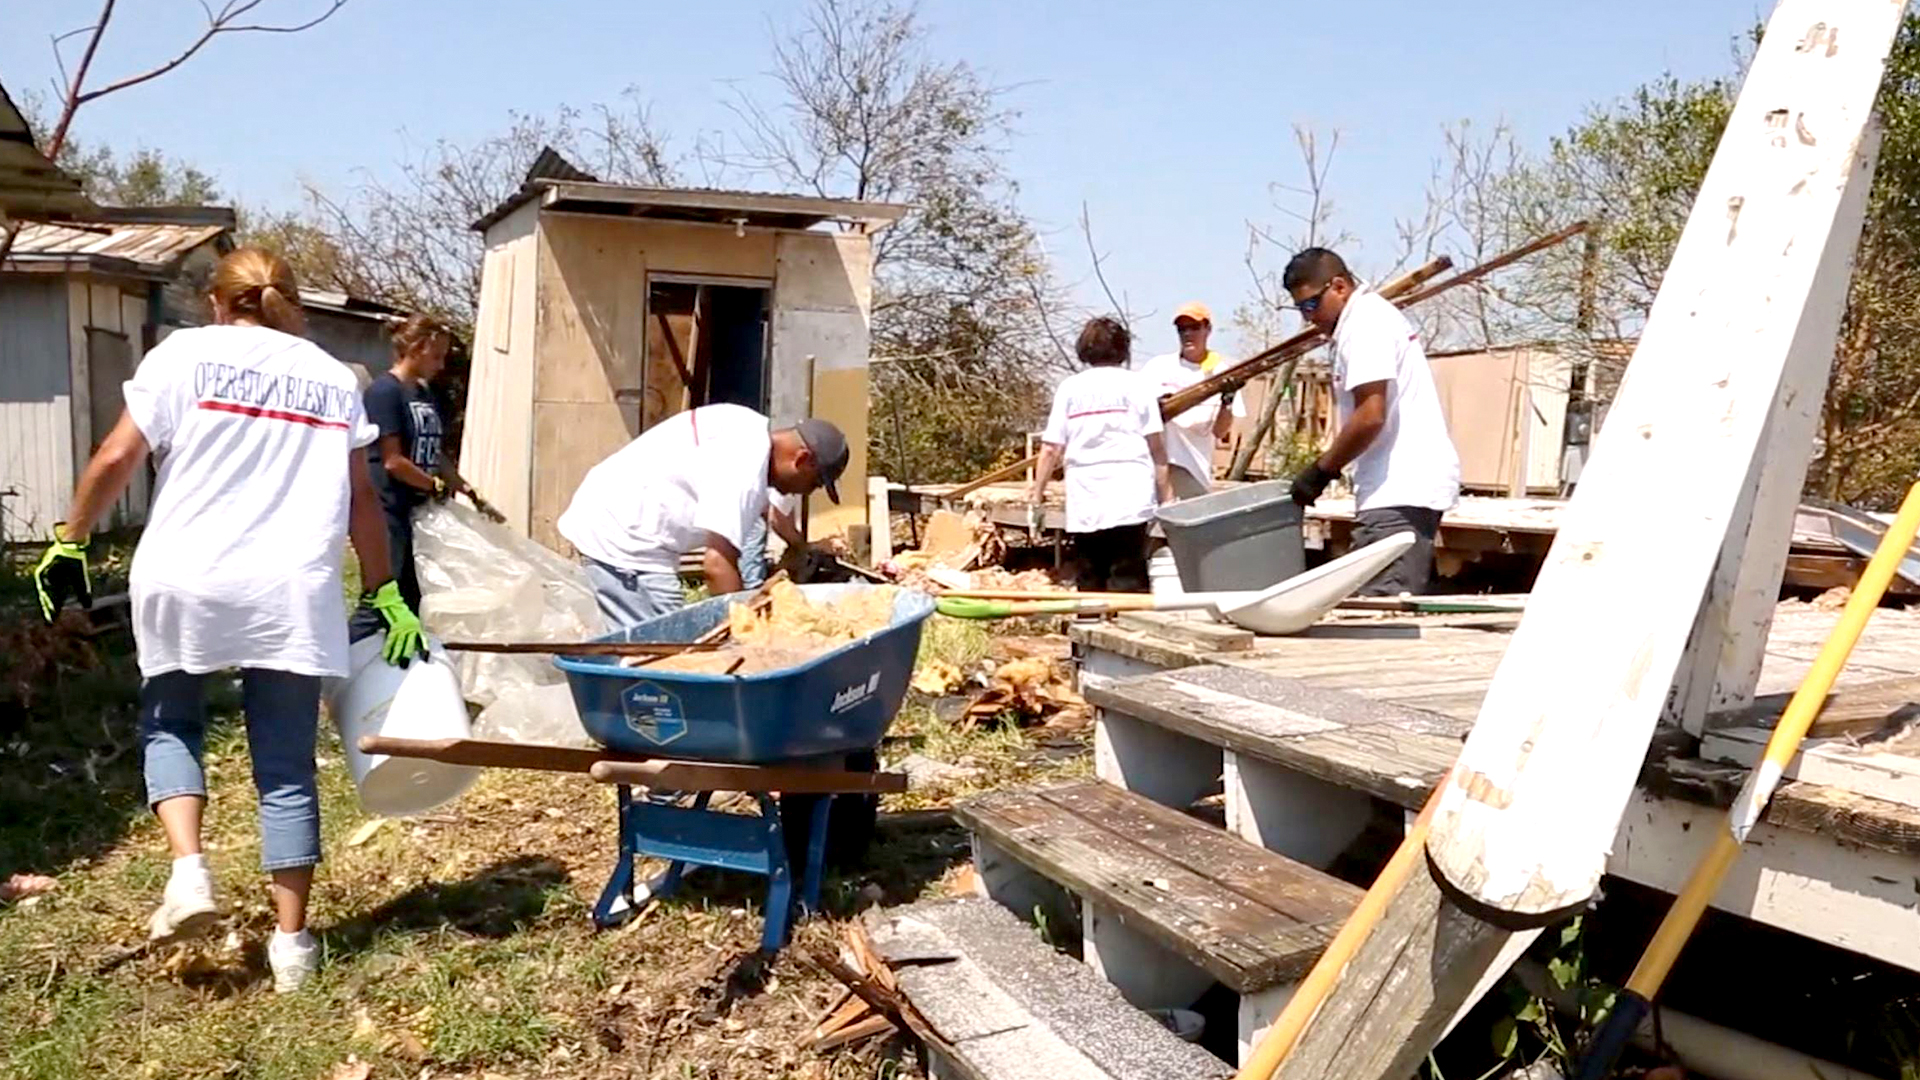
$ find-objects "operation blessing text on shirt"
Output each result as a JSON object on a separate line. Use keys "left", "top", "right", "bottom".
{"left": 192, "top": 361, "right": 359, "bottom": 428}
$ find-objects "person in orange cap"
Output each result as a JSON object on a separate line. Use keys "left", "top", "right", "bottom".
{"left": 1137, "top": 301, "right": 1243, "bottom": 498}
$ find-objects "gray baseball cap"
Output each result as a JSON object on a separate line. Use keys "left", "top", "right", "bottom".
{"left": 794, "top": 418, "right": 850, "bottom": 503}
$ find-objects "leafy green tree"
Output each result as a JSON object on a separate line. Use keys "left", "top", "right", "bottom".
{"left": 1490, "top": 17, "right": 1920, "bottom": 506}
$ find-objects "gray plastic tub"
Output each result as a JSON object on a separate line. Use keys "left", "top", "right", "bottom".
{"left": 1154, "top": 479, "right": 1305, "bottom": 593}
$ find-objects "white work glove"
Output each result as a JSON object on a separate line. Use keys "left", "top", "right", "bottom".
{"left": 1026, "top": 504, "right": 1044, "bottom": 544}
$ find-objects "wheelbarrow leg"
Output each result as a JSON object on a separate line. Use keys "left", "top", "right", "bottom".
{"left": 593, "top": 784, "right": 640, "bottom": 929}
{"left": 756, "top": 794, "right": 797, "bottom": 952}
{"left": 799, "top": 793, "right": 833, "bottom": 916}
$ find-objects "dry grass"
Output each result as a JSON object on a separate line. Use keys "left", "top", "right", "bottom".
{"left": 0, "top": 611, "right": 1087, "bottom": 1079}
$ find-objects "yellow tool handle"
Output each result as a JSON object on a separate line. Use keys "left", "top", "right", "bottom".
{"left": 1625, "top": 480, "right": 1920, "bottom": 999}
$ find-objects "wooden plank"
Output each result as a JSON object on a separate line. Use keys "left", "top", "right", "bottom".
{"left": 1642, "top": 754, "right": 1920, "bottom": 857}
{"left": 1427, "top": 0, "right": 1896, "bottom": 921}
{"left": 1035, "top": 780, "right": 1360, "bottom": 926}
{"left": 1671, "top": 259, "right": 1859, "bottom": 736}
{"left": 1087, "top": 670, "right": 1464, "bottom": 809}
{"left": 957, "top": 789, "right": 1332, "bottom": 991}
{"left": 1710, "top": 673, "right": 1920, "bottom": 737}
{"left": 1115, "top": 611, "right": 1254, "bottom": 653}
{"left": 586, "top": 759, "right": 908, "bottom": 794}
{"left": 442, "top": 640, "right": 723, "bottom": 656}
{"left": 360, "top": 736, "right": 642, "bottom": 773}
{"left": 1700, "top": 726, "right": 1920, "bottom": 811}
{"left": 1274, "top": 868, "right": 1526, "bottom": 1080}
{"left": 1784, "top": 552, "right": 1920, "bottom": 596}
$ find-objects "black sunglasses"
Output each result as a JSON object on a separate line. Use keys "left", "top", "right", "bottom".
{"left": 1293, "top": 285, "right": 1333, "bottom": 315}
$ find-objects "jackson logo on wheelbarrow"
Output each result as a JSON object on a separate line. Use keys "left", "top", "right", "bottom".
{"left": 830, "top": 671, "right": 881, "bottom": 714}
{"left": 620, "top": 681, "right": 687, "bottom": 746}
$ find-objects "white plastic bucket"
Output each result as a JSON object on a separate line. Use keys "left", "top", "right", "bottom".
{"left": 1148, "top": 548, "right": 1185, "bottom": 600}
{"left": 327, "top": 634, "right": 480, "bottom": 816}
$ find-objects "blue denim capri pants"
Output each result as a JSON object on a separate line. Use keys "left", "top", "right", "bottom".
{"left": 141, "top": 668, "right": 324, "bottom": 871}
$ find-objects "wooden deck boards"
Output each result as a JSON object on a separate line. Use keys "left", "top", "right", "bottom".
{"left": 1083, "top": 603, "right": 1920, "bottom": 736}
{"left": 1076, "top": 601, "right": 1920, "bottom": 852}
{"left": 958, "top": 780, "right": 1360, "bottom": 992}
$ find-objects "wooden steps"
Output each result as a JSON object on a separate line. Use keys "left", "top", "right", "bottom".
{"left": 958, "top": 780, "right": 1360, "bottom": 994}
{"left": 1083, "top": 664, "right": 1467, "bottom": 810}
{"left": 865, "top": 897, "right": 1231, "bottom": 1080}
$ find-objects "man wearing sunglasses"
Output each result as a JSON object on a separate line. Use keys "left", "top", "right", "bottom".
{"left": 1282, "top": 248, "right": 1460, "bottom": 595}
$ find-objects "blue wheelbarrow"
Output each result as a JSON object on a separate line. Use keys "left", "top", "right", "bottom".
{"left": 368, "top": 584, "right": 933, "bottom": 953}
{"left": 555, "top": 583, "right": 934, "bottom": 950}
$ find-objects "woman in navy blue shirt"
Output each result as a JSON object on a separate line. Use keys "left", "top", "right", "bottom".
{"left": 363, "top": 315, "right": 468, "bottom": 609}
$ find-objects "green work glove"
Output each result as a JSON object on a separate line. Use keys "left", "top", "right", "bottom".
{"left": 33, "top": 525, "right": 91, "bottom": 624}
{"left": 364, "top": 580, "right": 427, "bottom": 667}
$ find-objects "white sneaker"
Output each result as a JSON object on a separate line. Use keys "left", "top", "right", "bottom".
{"left": 268, "top": 930, "right": 320, "bottom": 993}
{"left": 148, "top": 863, "right": 219, "bottom": 943}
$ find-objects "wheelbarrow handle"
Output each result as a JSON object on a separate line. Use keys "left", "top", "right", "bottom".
{"left": 587, "top": 758, "right": 907, "bottom": 795}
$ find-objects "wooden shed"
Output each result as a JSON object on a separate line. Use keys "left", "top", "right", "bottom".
{"left": 462, "top": 158, "right": 907, "bottom": 550}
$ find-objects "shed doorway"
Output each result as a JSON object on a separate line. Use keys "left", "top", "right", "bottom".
{"left": 640, "top": 276, "right": 771, "bottom": 431}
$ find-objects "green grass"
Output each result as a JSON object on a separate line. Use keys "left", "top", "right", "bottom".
{"left": 915, "top": 614, "right": 991, "bottom": 671}
{"left": 0, "top": 578, "right": 1083, "bottom": 1079}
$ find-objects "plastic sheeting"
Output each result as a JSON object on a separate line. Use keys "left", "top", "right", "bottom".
{"left": 411, "top": 501, "right": 598, "bottom": 746}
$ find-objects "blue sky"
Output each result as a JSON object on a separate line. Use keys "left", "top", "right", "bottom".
{"left": 3, "top": 0, "right": 1767, "bottom": 357}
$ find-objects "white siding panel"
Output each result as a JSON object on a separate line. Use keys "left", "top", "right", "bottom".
{"left": 464, "top": 200, "right": 540, "bottom": 534}
{"left": 0, "top": 278, "right": 75, "bottom": 543}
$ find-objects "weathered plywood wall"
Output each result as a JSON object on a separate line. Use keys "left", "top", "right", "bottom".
{"left": 527, "top": 214, "right": 780, "bottom": 550}
{"left": 0, "top": 277, "right": 73, "bottom": 544}
{"left": 463, "top": 200, "right": 542, "bottom": 534}
{"left": 772, "top": 230, "right": 872, "bottom": 538}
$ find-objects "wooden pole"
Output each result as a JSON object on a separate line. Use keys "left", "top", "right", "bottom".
{"left": 1269, "top": 5, "right": 1899, "bottom": 1076}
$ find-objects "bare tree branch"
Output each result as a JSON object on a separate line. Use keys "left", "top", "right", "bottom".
{"left": 1079, "top": 201, "right": 1138, "bottom": 328}
{"left": 44, "top": 0, "right": 114, "bottom": 160}
{"left": 45, "top": 0, "right": 349, "bottom": 159}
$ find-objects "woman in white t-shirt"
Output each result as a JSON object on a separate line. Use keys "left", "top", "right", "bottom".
{"left": 30, "top": 248, "right": 425, "bottom": 993}
{"left": 1029, "top": 317, "right": 1174, "bottom": 591}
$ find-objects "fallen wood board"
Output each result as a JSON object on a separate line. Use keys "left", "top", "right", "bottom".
{"left": 920, "top": 510, "right": 977, "bottom": 561}
{"left": 1115, "top": 611, "right": 1255, "bottom": 652}
{"left": 1277, "top": 5, "right": 1904, "bottom": 1075}
{"left": 1711, "top": 673, "right": 1920, "bottom": 738}
{"left": 1427, "top": 0, "right": 1895, "bottom": 922}
{"left": 1701, "top": 725, "right": 1920, "bottom": 811}
{"left": 1784, "top": 552, "right": 1920, "bottom": 596}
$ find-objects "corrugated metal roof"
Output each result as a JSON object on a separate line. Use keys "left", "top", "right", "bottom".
{"left": 299, "top": 288, "right": 401, "bottom": 320}
{"left": 473, "top": 177, "right": 910, "bottom": 234}
{"left": 5, "top": 219, "right": 226, "bottom": 271}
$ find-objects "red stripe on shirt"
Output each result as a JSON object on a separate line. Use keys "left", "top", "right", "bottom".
{"left": 1067, "top": 408, "right": 1130, "bottom": 419}
{"left": 197, "top": 400, "right": 349, "bottom": 430}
